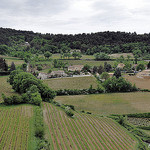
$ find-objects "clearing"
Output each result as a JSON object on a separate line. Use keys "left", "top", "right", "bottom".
{"left": 55, "top": 92, "right": 150, "bottom": 115}
{"left": 0, "top": 76, "right": 18, "bottom": 102}
{"left": 0, "top": 55, "right": 24, "bottom": 66}
{"left": 124, "top": 75, "right": 150, "bottom": 90}
{"left": 43, "top": 76, "right": 98, "bottom": 90}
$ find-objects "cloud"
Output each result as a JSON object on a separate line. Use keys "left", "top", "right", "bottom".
{"left": 0, "top": 0, "right": 150, "bottom": 34}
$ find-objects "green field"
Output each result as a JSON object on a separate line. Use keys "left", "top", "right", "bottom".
{"left": 43, "top": 76, "right": 98, "bottom": 90}
{"left": 43, "top": 102, "right": 137, "bottom": 150}
{"left": 52, "top": 54, "right": 95, "bottom": 60}
{"left": 0, "top": 104, "right": 35, "bottom": 150}
{"left": 62, "top": 59, "right": 114, "bottom": 67}
{"left": 0, "top": 55, "right": 24, "bottom": 66}
{"left": 55, "top": 92, "right": 150, "bottom": 115}
{"left": 124, "top": 75, "right": 150, "bottom": 90}
{"left": 0, "top": 76, "right": 18, "bottom": 102}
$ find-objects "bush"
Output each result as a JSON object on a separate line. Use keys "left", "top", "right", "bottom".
{"left": 2, "top": 94, "right": 23, "bottom": 105}
{"left": 136, "top": 64, "right": 145, "bottom": 71}
{"left": 65, "top": 106, "right": 74, "bottom": 117}
{"left": 22, "top": 85, "right": 42, "bottom": 106}
{"left": 56, "top": 86, "right": 104, "bottom": 96}
{"left": 37, "top": 65, "right": 42, "bottom": 71}
{"left": 103, "top": 77, "right": 137, "bottom": 93}
{"left": 34, "top": 107, "right": 44, "bottom": 138}
{"left": 94, "top": 52, "right": 110, "bottom": 60}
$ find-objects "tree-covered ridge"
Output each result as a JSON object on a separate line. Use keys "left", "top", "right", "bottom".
{"left": 0, "top": 27, "right": 150, "bottom": 56}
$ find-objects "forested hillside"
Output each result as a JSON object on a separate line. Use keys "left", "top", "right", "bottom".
{"left": 0, "top": 27, "right": 150, "bottom": 56}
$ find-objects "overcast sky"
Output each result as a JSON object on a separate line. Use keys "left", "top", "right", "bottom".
{"left": 0, "top": 0, "right": 150, "bottom": 34}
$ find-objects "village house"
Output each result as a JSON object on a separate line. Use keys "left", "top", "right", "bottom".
{"left": 49, "top": 70, "right": 68, "bottom": 78}
{"left": 68, "top": 65, "right": 84, "bottom": 72}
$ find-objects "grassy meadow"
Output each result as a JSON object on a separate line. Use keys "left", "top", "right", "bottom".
{"left": 0, "top": 76, "right": 18, "bottom": 102}
{"left": 55, "top": 92, "right": 150, "bottom": 115}
{"left": 0, "top": 55, "right": 24, "bottom": 66}
{"left": 62, "top": 59, "right": 114, "bottom": 67}
{"left": 124, "top": 75, "right": 150, "bottom": 90}
{"left": 43, "top": 76, "right": 98, "bottom": 90}
{"left": 109, "top": 53, "right": 134, "bottom": 59}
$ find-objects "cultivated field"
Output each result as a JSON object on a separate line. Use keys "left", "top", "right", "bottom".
{"left": 0, "top": 105, "right": 35, "bottom": 150}
{"left": 52, "top": 54, "right": 95, "bottom": 60}
{"left": 109, "top": 53, "right": 134, "bottom": 59}
{"left": 62, "top": 59, "right": 114, "bottom": 67}
{"left": 43, "top": 76, "right": 98, "bottom": 90}
{"left": 43, "top": 102, "right": 137, "bottom": 150}
{"left": 55, "top": 92, "right": 150, "bottom": 115}
{"left": 0, "top": 76, "right": 18, "bottom": 102}
{"left": 0, "top": 55, "right": 24, "bottom": 66}
{"left": 124, "top": 75, "right": 150, "bottom": 90}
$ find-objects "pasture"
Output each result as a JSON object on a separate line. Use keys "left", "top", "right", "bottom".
{"left": 62, "top": 59, "right": 114, "bottom": 67}
{"left": 55, "top": 92, "right": 150, "bottom": 115}
{"left": 0, "top": 55, "right": 24, "bottom": 66}
{"left": 52, "top": 54, "right": 95, "bottom": 60}
{"left": 43, "top": 76, "right": 98, "bottom": 90}
{"left": 0, "top": 76, "right": 18, "bottom": 102}
{"left": 0, "top": 105, "right": 35, "bottom": 150}
{"left": 124, "top": 75, "right": 150, "bottom": 90}
{"left": 43, "top": 102, "right": 137, "bottom": 150}
{"left": 109, "top": 53, "right": 134, "bottom": 59}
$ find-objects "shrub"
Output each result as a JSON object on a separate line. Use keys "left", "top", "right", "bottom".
{"left": 65, "top": 106, "right": 74, "bottom": 117}
{"left": 136, "top": 64, "right": 145, "bottom": 71}
{"left": 103, "top": 77, "right": 137, "bottom": 93}
{"left": 34, "top": 107, "right": 44, "bottom": 138}
{"left": 22, "top": 85, "right": 42, "bottom": 106}
{"left": 37, "top": 65, "right": 42, "bottom": 71}
{"left": 2, "top": 94, "right": 23, "bottom": 105}
{"left": 94, "top": 52, "right": 110, "bottom": 60}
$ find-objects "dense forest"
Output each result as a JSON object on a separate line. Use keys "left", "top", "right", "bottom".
{"left": 0, "top": 27, "right": 150, "bottom": 57}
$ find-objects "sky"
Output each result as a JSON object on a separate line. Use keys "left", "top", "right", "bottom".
{"left": 0, "top": 0, "right": 150, "bottom": 34}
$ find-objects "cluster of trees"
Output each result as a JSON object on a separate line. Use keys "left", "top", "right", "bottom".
{"left": 94, "top": 52, "right": 110, "bottom": 60}
{"left": 0, "top": 57, "right": 16, "bottom": 75}
{"left": 2, "top": 70, "right": 56, "bottom": 105}
{"left": 103, "top": 77, "right": 137, "bottom": 92}
{"left": 0, "top": 28, "right": 150, "bottom": 58}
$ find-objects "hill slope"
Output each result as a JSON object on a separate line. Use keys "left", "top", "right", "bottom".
{"left": 43, "top": 102, "right": 138, "bottom": 150}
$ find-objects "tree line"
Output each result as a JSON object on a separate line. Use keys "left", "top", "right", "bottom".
{"left": 0, "top": 27, "right": 150, "bottom": 57}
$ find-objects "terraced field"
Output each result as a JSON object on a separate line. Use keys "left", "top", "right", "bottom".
{"left": 43, "top": 102, "right": 138, "bottom": 150}
{"left": 0, "top": 105, "right": 35, "bottom": 150}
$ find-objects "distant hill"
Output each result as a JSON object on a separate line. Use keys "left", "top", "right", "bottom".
{"left": 0, "top": 27, "right": 150, "bottom": 54}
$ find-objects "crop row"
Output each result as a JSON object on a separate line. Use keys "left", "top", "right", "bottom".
{"left": 43, "top": 102, "right": 137, "bottom": 150}
{"left": 0, "top": 105, "right": 33, "bottom": 150}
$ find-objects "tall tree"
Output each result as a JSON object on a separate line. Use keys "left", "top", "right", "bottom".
{"left": 0, "top": 58, "right": 8, "bottom": 71}
{"left": 10, "top": 62, "right": 16, "bottom": 71}
{"left": 114, "top": 68, "right": 121, "bottom": 78}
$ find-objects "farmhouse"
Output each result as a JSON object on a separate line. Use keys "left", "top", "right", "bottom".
{"left": 37, "top": 72, "right": 48, "bottom": 80}
{"left": 68, "top": 65, "right": 84, "bottom": 71}
{"left": 49, "top": 70, "right": 68, "bottom": 78}
{"left": 117, "top": 63, "right": 125, "bottom": 69}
